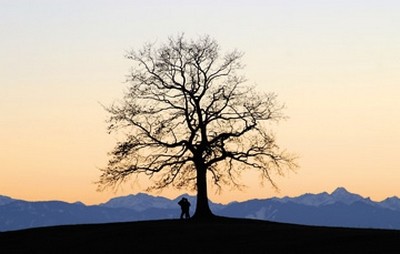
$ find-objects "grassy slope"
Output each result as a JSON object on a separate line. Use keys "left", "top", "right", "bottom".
{"left": 0, "top": 217, "right": 399, "bottom": 253}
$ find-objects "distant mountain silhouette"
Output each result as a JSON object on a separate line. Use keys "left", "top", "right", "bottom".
{"left": 1, "top": 187, "right": 400, "bottom": 232}
{"left": 100, "top": 192, "right": 224, "bottom": 211}
{"left": 0, "top": 195, "right": 17, "bottom": 206}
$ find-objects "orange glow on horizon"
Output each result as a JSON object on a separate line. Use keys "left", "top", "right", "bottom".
{"left": 1, "top": 1, "right": 400, "bottom": 205}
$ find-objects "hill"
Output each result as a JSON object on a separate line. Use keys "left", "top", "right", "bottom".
{"left": 0, "top": 217, "right": 399, "bottom": 253}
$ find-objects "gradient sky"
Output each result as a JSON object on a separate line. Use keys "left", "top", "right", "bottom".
{"left": 1, "top": 0, "right": 400, "bottom": 205}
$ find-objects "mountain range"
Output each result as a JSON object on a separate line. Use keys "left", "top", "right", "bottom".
{"left": 1, "top": 187, "right": 400, "bottom": 232}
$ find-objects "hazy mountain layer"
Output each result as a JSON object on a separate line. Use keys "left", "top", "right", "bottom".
{"left": 1, "top": 187, "right": 400, "bottom": 232}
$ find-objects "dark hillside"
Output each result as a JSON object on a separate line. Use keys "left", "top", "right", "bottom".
{"left": 0, "top": 217, "right": 399, "bottom": 253}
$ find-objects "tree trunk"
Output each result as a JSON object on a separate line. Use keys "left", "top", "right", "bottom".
{"left": 192, "top": 161, "right": 214, "bottom": 220}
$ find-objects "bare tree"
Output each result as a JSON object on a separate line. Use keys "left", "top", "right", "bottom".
{"left": 97, "top": 34, "right": 297, "bottom": 220}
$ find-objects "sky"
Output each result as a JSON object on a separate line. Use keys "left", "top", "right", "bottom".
{"left": 1, "top": 0, "right": 400, "bottom": 205}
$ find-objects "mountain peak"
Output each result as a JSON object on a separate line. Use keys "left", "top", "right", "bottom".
{"left": 0, "top": 195, "right": 15, "bottom": 206}
{"left": 330, "top": 187, "right": 366, "bottom": 205}
{"left": 331, "top": 187, "right": 350, "bottom": 195}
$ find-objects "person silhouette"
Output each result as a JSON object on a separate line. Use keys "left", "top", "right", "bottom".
{"left": 178, "top": 197, "right": 191, "bottom": 219}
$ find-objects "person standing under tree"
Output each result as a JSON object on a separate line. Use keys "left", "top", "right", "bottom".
{"left": 178, "top": 197, "right": 191, "bottom": 219}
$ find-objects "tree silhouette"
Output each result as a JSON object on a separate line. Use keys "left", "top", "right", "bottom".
{"left": 97, "top": 34, "right": 297, "bottom": 220}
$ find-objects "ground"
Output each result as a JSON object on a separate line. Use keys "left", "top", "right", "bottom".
{"left": 0, "top": 217, "right": 399, "bottom": 253}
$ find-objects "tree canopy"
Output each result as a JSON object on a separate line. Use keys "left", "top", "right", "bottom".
{"left": 97, "top": 34, "right": 297, "bottom": 219}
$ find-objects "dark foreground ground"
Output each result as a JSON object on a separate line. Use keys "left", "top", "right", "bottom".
{"left": 0, "top": 217, "right": 399, "bottom": 253}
